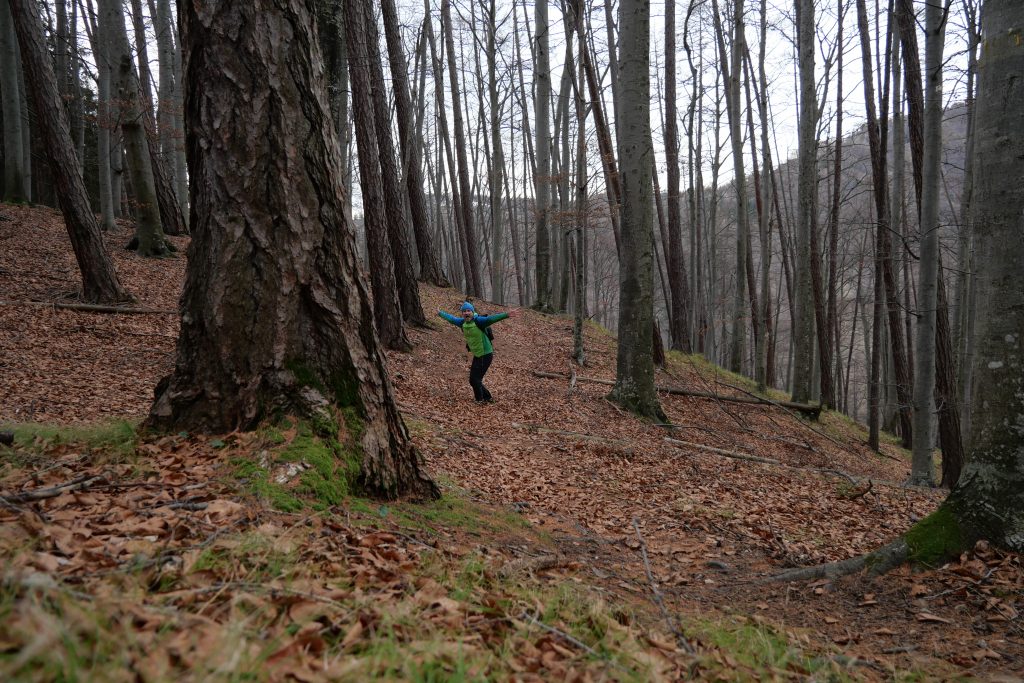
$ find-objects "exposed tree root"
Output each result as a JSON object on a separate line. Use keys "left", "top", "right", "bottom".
{"left": 764, "top": 538, "right": 910, "bottom": 583}
{"left": 0, "top": 300, "right": 171, "bottom": 315}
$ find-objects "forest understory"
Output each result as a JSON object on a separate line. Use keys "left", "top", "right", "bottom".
{"left": 1, "top": 205, "right": 1021, "bottom": 680}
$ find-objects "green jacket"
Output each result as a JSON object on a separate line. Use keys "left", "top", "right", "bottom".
{"left": 438, "top": 311, "right": 509, "bottom": 357}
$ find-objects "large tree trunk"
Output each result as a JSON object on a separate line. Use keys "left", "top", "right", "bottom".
{"left": 343, "top": 0, "right": 410, "bottom": 351}
{"left": 8, "top": 0, "right": 130, "bottom": 303}
{"left": 380, "top": 0, "right": 447, "bottom": 287}
{"left": 0, "top": 0, "right": 28, "bottom": 203}
{"left": 610, "top": 0, "right": 665, "bottom": 421}
{"left": 915, "top": 0, "right": 1024, "bottom": 556}
{"left": 149, "top": 0, "right": 436, "bottom": 501}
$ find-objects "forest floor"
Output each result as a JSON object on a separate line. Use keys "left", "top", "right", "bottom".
{"left": 0, "top": 203, "right": 1022, "bottom": 681}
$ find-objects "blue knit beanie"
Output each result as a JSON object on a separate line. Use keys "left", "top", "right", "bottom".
{"left": 460, "top": 301, "right": 475, "bottom": 312}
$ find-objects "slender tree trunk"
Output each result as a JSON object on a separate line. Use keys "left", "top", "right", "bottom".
{"left": 572, "top": 17, "right": 586, "bottom": 365}
{"left": 791, "top": 0, "right": 818, "bottom": 403}
{"left": 1, "top": 0, "right": 27, "bottom": 203}
{"left": 102, "top": 0, "right": 169, "bottom": 254}
{"left": 360, "top": 0, "right": 425, "bottom": 327}
{"left": 856, "top": 0, "right": 913, "bottom": 448}
{"left": 910, "top": 0, "right": 946, "bottom": 485}
{"left": 149, "top": 0, "right": 436, "bottom": 501}
{"left": 441, "top": 0, "right": 481, "bottom": 297}
{"left": 711, "top": 0, "right": 749, "bottom": 375}
{"left": 380, "top": 0, "right": 447, "bottom": 287}
{"left": 8, "top": 0, "right": 130, "bottom": 303}
{"left": 343, "top": 0, "right": 410, "bottom": 351}
{"left": 610, "top": 0, "right": 665, "bottom": 421}
{"left": 957, "top": 1, "right": 979, "bottom": 448}
{"left": 533, "top": 0, "right": 552, "bottom": 310}
{"left": 170, "top": 13, "right": 187, "bottom": 221}
{"left": 664, "top": 0, "right": 692, "bottom": 353}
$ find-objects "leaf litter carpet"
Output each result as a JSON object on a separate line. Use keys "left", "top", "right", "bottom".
{"left": 0, "top": 204, "right": 1021, "bottom": 680}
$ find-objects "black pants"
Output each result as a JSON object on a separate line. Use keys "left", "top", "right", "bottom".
{"left": 469, "top": 353, "right": 494, "bottom": 402}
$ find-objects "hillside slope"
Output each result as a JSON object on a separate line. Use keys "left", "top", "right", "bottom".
{"left": 1, "top": 204, "right": 1021, "bottom": 680}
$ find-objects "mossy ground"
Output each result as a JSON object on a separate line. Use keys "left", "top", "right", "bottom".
{"left": 905, "top": 506, "right": 964, "bottom": 566}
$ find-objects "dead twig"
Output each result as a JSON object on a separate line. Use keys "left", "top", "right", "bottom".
{"left": 664, "top": 437, "right": 861, "bottom": 486}
{"left": 631, "top": 518, "right": 695, "bottom": 655}
{"left": 1, "top": 475, "right": 104, "bottom": 504}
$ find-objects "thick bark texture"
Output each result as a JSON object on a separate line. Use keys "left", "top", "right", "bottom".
{"left": 942, "top": 0, "right": 1024, "bottom": 549}
{"left": 8, "top": 0, "right": 130, "bottom": 303}
{"left": 149, "top": 0, "right": 435, "bottom": 500}
{"left": 610, "top": 0, "right": 665, "bottom": 421}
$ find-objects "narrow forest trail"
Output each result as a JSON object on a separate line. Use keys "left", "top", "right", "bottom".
{"left": 1, "top": 205, "right": 1022, "bottom": 680}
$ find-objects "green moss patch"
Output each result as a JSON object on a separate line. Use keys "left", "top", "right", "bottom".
{"left": 905, "top": 506, "right": 965, "bottom": 566}
{"left": 1, "top": 420, "right": 138, "bottom": 460}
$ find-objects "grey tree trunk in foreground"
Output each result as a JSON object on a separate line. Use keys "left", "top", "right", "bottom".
{"left": 610, "top": 0, "right": 665, "bottom": 421}
{"left": 941, "top": 0, "right": 1024, "bottom": 549}
{"left": 8, "top": 0, "right": 130, "bottom": 303}
{"left": 149, "top": 0, "right": 436, "bottom": 501}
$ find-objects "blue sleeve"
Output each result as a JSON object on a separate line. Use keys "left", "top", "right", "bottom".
{"left": 438, "top": 311, "right": 464, "bottom": 326}
{"left": 475, "top": 312, "right": 509, "bottom": 327}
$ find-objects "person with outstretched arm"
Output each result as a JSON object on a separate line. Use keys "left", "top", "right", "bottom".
{"left": 437, "top": 302, "right": 519, "bottom": 403}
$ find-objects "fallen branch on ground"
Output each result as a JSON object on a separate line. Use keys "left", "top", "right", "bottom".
{"left": 0, "top": 475, "right": 105, "bottom": 504}
{"left": 664, "top": 437, "right": 861, "bottom": 486}
{"left": 0, "top": 300, "right": 175, "bottom": 315}
{"left": 532, "top": 370, "right": 822, "bottom": 417}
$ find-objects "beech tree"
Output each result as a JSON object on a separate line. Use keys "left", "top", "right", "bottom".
{"left": 8, "top": 0, "right": 130, "bottom": 303}
{"left": 775, "top": 0, "right": 1024, "bottom": 579}
{"left": 148, "top": 0, "right": 436, "bottom": 500}
{"left": 610, "top": 0, "right": 665, "bottom": 421}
